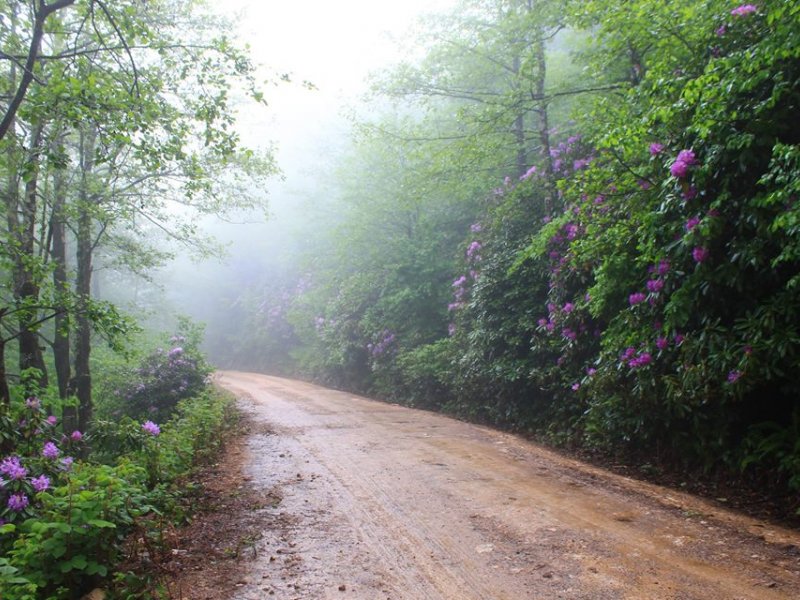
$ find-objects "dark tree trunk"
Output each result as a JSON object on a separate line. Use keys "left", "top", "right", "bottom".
{"left": 74, "top": 126, "right": 96, "bottom": 432}
{"left": 50, "top": 150, "right": 71, "bottom": 400}
{"left": 511, "top": 54, "right": 527, "bottom": 180}
{"left": 14, "top": 122, "right": 49, "bottom": 392}
{"left": 0, "top": 310, "right": 10, "bottom": 406}
{"left": 533, "top": 27, "right": 555, "bottom": 216}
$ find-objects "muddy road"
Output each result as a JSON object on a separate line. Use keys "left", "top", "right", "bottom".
{"left": 214, "top": 371, "right": 800, "bottom": 599}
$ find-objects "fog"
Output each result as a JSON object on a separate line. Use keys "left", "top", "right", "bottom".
{"left": 130, "top": 0, "right": 455, "bottom": 362}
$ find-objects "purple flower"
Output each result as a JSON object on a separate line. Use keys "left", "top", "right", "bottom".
{"left": 649, "top": 142, "right": 665, "bottom": 156}
{"left": 571, "top": 383, "right": 580, "bottom": 391}
{"left": 1, "top": 456, "right": 27, "bottom": 480}
{"left": 671, "top": 161, "right": 690, "bottom": 178}
{"left": 466, "top": 241, "right": 482, "bottom": 261}
{"left": 656, "top": 336, "right": 669, "bottom": 350}
{"left": 46, "top": 415, "right": 57, "bottom": 426}
{"left": 716, "top": 25, "right": 727, "bottom": 36}
{"left": 682, "top": 185, "right": 699, "bottom": 201}
{"left": 573, "top": 158, "right": 591, "bottom": 171}
{"left": 61, "top": 457, "right": 74, "bottom": 470}
{"left": 586, "top": 367, "right": 597, "bottom": 376}
{"left": 638, "top": 179, "right": 652, "bottom": 190}
{"left": 727, "top": 370, "right": 742, "bottom": 383}
{"left": 452, "top": 275, "right": 467, "bottom": 288}
{"left": 448, "top": 323, "right": 456, "bottom": 336}
{"left": 670, "top": 149, "right": 697, "bottom": 178}
{"left": 7, "top": 493, "right": 29, "bottom": 512}
{"left": 692, "top": 246, "right": 709, "bottom": 263}
{"left": 685, "top": 216, "right": 701, "bottom": 231}
{"left": 565, "top": 223, "right": 579, "bottom": 240}
{"left": 563, "top": 302, "right": 575, "bottom": 314}
{"left": 537, "top": 318, "right": 549, "bottom": 328}
{"left": 168, "top": 347, "right": 184, "bottom": 358}
{"left": 31, "top": 474, "right": 50, "bottom": 492}
{"left": 562, "top": 328, "right": 577, "bottom": 341}
{"left": 676, "top": 150, "right": 697, "bottom": 165}
{"left": 629, "top": 292, "right": 646, "bottom": 306}
{"left": 646, "top": 279, "right": 664, "bottom": 293}
{"left": 629, "top": 352, "right": 652, "bottom": 368}
{"left": 744, "top": 345, "right": 753, "bottom": 355}
{"left": 70, "top": 430, "right": 83, "bottom": 442}
{"left": 731, "top": 4, "right": 757, "bottom": 16}
{"left": 470, "top": 223, "right": 483, "bottom": 233}
{"left": 674, "top": 333, "right": 685, "bottom": 346}
{"left": 25, "top": 397, "right": 40, "bottom": 410}
{"left": 142, "top": 421, "right": 160, "bottom": 436}
{"left": 42, "top": 442, "right": 60, "bottom": 460}
{"left": 519, "top": 165, "right": 538, "bottom": 181}
{"left": 621, "top": 347, "right": 637, "bottom": 363}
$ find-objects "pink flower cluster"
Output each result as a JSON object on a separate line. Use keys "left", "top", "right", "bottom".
{"left": 731, "top": 4, "right": 757, "bottom": 16}
{"left": 621, "top": 347, "right": 652, "bottom": 368}
{"left": 670, "top": 149, "right": 697, "bottom": 178}
{"left": 142, "top": 420, "right": 161, "bottom": 436}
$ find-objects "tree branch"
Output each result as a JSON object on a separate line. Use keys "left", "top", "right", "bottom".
{"left": 0, "top": 1, "right": 77, "bottom": 141}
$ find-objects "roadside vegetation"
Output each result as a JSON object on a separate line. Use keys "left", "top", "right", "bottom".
{"left": 0, "top": 331, "right": 236, "bottom": 598}
{"left": 210, "top": 0, "right": 800, "bottom": 516}
{"left": 0, "top": 1, "right": 272, "bottom": 597}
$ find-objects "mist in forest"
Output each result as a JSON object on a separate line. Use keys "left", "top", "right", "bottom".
{"left": 132, "top": 0, "right": 452, "bottom": 366}
{"left": 4, "top": 0, "right": 799, "bottom": 547}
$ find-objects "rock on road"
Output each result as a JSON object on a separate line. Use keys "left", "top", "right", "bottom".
{"left": 216, "top": 371, "right": 800, "bottom": 599}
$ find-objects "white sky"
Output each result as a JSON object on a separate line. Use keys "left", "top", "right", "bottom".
{"left": 209, "top": 0, "right": 455, "bottom": 164}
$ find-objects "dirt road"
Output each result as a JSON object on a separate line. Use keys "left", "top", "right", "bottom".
{"left": 214, "top": 371, "right": 800, "bottom": 599}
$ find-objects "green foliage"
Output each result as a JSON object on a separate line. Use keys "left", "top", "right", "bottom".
{"left": 97, "top": 326, "right": 212, "bottom": 423}
{"left": 0, "top": 362, "right": 236, "bottom": 598}
{"left": 219, "top": 0, "right": 800, "bottom": 501}
{"left": 6, "top": 461, "right": 150, "bottom": 598}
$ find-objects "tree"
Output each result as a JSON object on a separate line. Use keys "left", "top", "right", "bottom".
{"left": 0, "top": 0, "right": 277, "bottom": 423}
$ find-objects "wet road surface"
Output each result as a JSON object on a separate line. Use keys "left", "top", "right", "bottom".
{"left": 216, "top": 371, "right": 800, "bottom": 600}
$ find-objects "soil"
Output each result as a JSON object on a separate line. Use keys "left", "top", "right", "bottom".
{"left": 166, "top": 371, "right": 800, "bottom": 599}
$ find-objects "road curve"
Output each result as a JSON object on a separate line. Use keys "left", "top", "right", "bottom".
{"left": 216, "top": 371, "right": 800, "bottom": 600}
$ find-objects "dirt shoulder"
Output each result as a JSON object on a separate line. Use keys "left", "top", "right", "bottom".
{"left": 169, "top": 372, "right": 800, "bottom": 599}
{"left": 159, "top": 410, "right": 288, "bottom": 599}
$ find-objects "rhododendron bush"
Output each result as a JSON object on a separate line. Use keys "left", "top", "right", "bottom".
{"left": 228, "top": 1, "right": 800, "bottom": 502}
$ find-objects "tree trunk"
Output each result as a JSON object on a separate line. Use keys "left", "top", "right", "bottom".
{"left": 511, "top": 54, "right": 527, "bottom": 180}
{"left": 50, "top": 146, "right": 71, "bottom": 400}
{"left": 532, "top": 26, "right": 555, "bottom": 216}
{"left": 14, "top": 122, "right": 49, "bottom": 392}
{"left": 74, "top": 126, "right": 96, "bottom": 432}
{"left": 0, "top": 310, "right": 10, "bottom": 406}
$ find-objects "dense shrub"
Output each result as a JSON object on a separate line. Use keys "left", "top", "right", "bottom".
{"left": 102, "top": 328, "right": 211, "bottom": 423}
{"left": 0, "top": 379, "right": 235, "bottom": 598}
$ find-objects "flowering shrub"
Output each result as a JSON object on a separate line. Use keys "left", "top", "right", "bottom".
{"left": 0, "top": 384, "right": 236, "bottom": 598}
{"left": 111, "top": 334, "right": 211, "bottom": 421}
